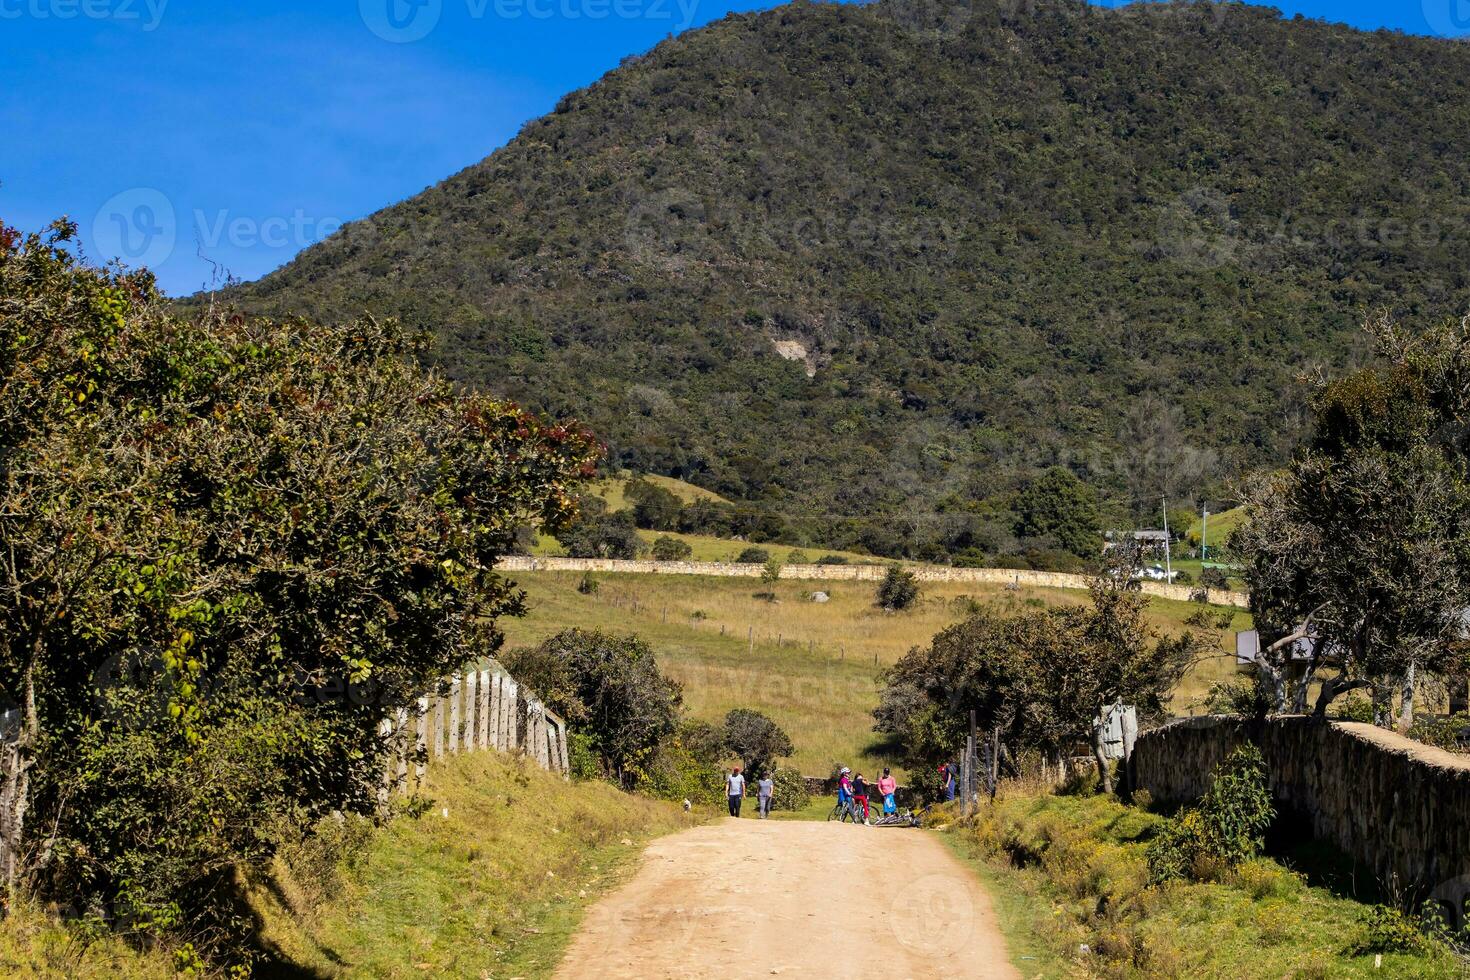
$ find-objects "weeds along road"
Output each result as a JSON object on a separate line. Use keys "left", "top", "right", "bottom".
{"left": 555, "top": 818, "right": 1021, "bottom": 979}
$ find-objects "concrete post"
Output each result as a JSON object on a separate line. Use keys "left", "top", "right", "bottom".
{"left": 448, "top": 674, "right": 462, "bottom": 755}
{"left": 395, "top": 707, "right": 410, "bottom": 792}
{"left": 435, "top": 693, "right": 447, "bottom": 758}
{"left": 507, "top": 680, "right": 519, "bottom": 751}
{"left": 463, "top": 670, "right": 476, "bottom": 752}
{"left": 479, "top": 669, "right": 492, "bottom": 749}
{"left": 377, "top": 717, "right": 393, "bottom": 807}
{"left": 490, "top": 673, "right": 504, "bottom": 750}
{"left": 415, "top": 696, "right": 429, "bottom": 780}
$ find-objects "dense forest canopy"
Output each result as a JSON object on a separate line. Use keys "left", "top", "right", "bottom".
{"left": 219, "top": 0, "right": 1470, "bottom": 559}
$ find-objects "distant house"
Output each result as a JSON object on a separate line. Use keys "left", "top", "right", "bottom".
{"left": 1103, "top": 530, "right": 1171, "bottom": 556}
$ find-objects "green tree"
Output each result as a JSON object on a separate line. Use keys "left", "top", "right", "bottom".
{"left": 1013, "top": 467, "right": 1101, "bottom": 558}
{"left": 876, "top": 559, "right": 1206, "bottom": 792}
{"left": 506, "top": 629, "right": 681, "bottom": 787}
{"left": 1235, "top": 315, "right": 1470, "bottom": 726}
{"left": 650, "top": 535, "right": 693, "bottom": 561}
{"left": 563, "top": 510, "right": 643, "bottom": 559}
{"left": 876, "top": 565, "right": 920, "bottom": 610}
{"left": 721, "top": 708, "right": 794, "bottom": 778}
{"left": 760, "top": 555, "right": 783, "bottom": 588}
{"left": 0, "top": 220, "right": 597, "bottom": 943}
{"left": 625, "top": 478, "right": 682, "bottom": 531}
{"left": 736, "top": 546, "right": 769, "bottom": 564}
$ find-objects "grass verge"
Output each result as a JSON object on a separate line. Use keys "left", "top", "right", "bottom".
{"left": 251, "top": 751, "right": 704, "bottom": 978}
{"left": 0, "top": 752, "right": 702, "bottom": 978}
{"left": 929, "top": 790, "right": 1461, "bottom": 978}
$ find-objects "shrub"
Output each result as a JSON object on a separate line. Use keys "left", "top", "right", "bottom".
{"left": 577, "top": 572, "right": 599, "bottom": 595}
{"left": 1409, "top": 713, "right": 1470, "bottom": 753}
{"left": 876, "top": 565, "right": 920, "bottom": 610}
{"left": 1333, "top": 695, "right": 1376, "bottom": 724}
{"left": 1352, "top": 905, "right": 1441, "bottom": 956}
{"left": 815, "top": 554, "right": 848, "bottom": 565}
{"left": 625, "top": 478, "right": 682, "bottom": 531}
{"left": 786, "top": 550, "right": 809, "bottom": 565}
{"left": 650, "top": 535, "right": 693, "bottom": 561}
{"left": 768, "top": 767, "right": 811, "bottom": 812}
{"left": 1147, "top": 744, "right": 1275, "bottom": 882}
{"left": 736, "top": 546, "right": 770, "bottom": 564}
{"left": 1199, "top": 566, "right": 1231, "bottom": 590}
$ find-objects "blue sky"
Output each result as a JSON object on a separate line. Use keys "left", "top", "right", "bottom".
{"left": 2, "top": 0, "right": 1463, "bottom": 296}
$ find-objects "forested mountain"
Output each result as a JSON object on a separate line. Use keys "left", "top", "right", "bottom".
{"left": 221, "top": 0, "right": 1470, "bottom": 561}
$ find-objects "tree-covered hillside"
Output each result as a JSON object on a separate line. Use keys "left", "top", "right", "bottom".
{"left": 221, "top": 0, "right": 1470, "bottom": 560}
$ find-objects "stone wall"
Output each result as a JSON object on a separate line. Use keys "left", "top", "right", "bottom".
{"left": 1133, "top": 716, "right": 1470, "bottom": 895}
{"left": 495, "top": 556, "right": 1249, "bottom": 608}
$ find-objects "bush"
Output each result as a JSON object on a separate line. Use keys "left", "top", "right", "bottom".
{"left": 768, "top": 767, "right": 810, "bottom": 812}
{"left": 625, "top": 478, "right": 683, "bottom": 531}
{"left": 1199, "top": 566, "right": 1231, "bottom": 590}
{"left": 876, "top": 565, "right": 920, "bottom": 610}
{"left": 786, "top": 550, "right": 809, "bottom": 565}
{"left": 1409, "top": 713, "right": 1470, "bottom": 753}
{"left": 736, "top": 546, "right": 770, "bottom": 564}
{"left": 650, "top": 535, "right": 693, "bottom": 561}
{"left": 1352, "top": 906, "right": 1441, "bottom": 956}
{"left": 577, "top": 572, "right": 599, "bottom": 595}
{"left": 563, "top": 510, "right": 643, "bottom": 559}
{"left": 1147, "top": 744, "right": 1275, "bottom": 882}
{"left": 815, "top": 554, "right": 848, "bottom": 565}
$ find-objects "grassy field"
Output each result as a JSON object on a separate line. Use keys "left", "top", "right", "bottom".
{"left": 500, "top": 570, "right": 1254, "bottom": 778}
{"left": 936, "top": 790, "right": 1462, "bottom": 978}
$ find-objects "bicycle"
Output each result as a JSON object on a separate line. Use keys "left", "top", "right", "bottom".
{"left": 825, "top": 797, "right": 866, "bottom": 824}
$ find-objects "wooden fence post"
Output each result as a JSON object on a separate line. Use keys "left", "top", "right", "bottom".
{"left": 377, "top": 717, "right": 393, "bottom": 807}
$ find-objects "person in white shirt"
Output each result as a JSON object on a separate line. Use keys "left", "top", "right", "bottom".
{"left": 726, "top": 766, "right": 745, "bottom": 817}
{"left": 757, "top": 772, "right": 775, "bottom": 819}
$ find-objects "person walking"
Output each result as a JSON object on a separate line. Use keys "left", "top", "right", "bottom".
{"left": 757, "top": 771, "right": 774, "bottom": 819}
{"left": 941, "top": 762, "right": 956, "bottom": 803}
{"left": 852, "top": 772, "right": 871, "bottom": 824}
{"left": 726, "top": 766, "right": 745, "bottom": 818}
{"left": 878, "top": 767, "right": 898, "bottom": 816}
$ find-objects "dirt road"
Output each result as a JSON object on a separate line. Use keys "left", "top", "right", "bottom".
{"left": 555, "top": 818, "right": 1022, "bottom": 979}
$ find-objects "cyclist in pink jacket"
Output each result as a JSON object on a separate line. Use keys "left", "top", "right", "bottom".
{"left": 877, "top": 768, "right": 898, "bottom": 815}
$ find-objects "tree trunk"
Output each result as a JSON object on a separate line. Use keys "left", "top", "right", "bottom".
{"left": 1091, "top": 722, "right": 1112, "bottom": 795}
{"left": 1398, "top": 663, "right": 1417, "bottom": 733}
{"left": 1372, "top": 681, "right": 1393, "bottom": 729}
{"left": 1292, "top": 639, "right": 1326, "bottom": 715}
{"left": 2, "top": 657, "right": 37, "bottom": 899}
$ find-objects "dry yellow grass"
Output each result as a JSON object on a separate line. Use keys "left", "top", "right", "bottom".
{"left": 500, "top": 571, "right": 1254, "bottom": 778}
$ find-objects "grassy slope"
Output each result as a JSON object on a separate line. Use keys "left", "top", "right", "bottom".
{"left": 936, "top": 791, "right": 1459, "bottom": 979}
{"left": 252, "top": 752, "right": 702, "bottom": 978}
{"left": 1186, "top": 505, "right": 1248, "bottom": 552}
{"left": 500, "top": 571, "right": 1253, "bottom": 777}
{"left": 0, "top": 753, "right": 700, "bottom": 979}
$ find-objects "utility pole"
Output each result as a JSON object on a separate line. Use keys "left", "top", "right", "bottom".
{"left": 1161, "top": 496, "right": 1173, "bottom": 581}
{"left": 1200, "top": 506, "right": 1210, "bottom": 562}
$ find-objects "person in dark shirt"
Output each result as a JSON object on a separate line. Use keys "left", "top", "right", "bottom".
{"left": 852, "top": 773, "right": 871, "bottom": 823}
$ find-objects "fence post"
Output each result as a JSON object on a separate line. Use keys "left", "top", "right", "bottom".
{"left": 490, "top": 672, "right": 504, "bottom": 750}
{"left": 463, "top": 670, "right": 476, "bottom": 752}
{"left": 378, "top": 717, "right": 393, "bottom": 807}
{"left": 395, "top": 707, "right": 409, "bottom": 792}
{"left": 507, "top": 680, "right": 519, "bottom": 751}
{"left": 479, "top": 669, "right": 492, "bottom": 749}
{"left": 435, "top": 689, "right": 448, "bottom": 758}
{"left": 415, "top": 696, "right": 429, "bottom": 780}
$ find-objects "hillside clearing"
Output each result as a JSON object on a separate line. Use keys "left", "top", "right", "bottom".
{"left": 500, "top": 571, "right": 1253, "bottom": 777}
